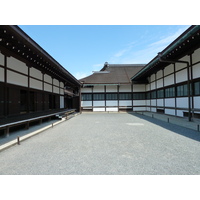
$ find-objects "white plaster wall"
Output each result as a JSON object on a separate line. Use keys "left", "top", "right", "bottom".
{"left": 0, "top": 68, "right": 4, "bottom": 82}
{"left": 146, "top": 100, "right": 150, "bottom": 106}
{"left": 106, "top": 107, "right": 118, "bottom": 112}
{"left": 30, "top": 67, "right": 42, "bottom": 80}
{"left": 44, "top": 74, "right": 52, "bottom": 84}
{"left": 193, "top": 96, "right": 200, "bottom": 109}
{"left": 150, "top": 74, "right": 155, "bottom": 82}
{"left": 30, "top": 78, "right": 42, "bottom": 90}
{"left": 81, "top": 87, "right": 92, "bottom": 93}
{"left": 146, "top": 107, "right": 151, "bottom": 111}
{"left": 119, "top": 100, "right": 132, "bottom": 106}
{"left": 93, "top": 86, "right": 104, "bottom": 92}
{"left": 156, "top": 79, "right": 163, "bottom": 88}
{"left": 60, "top": 82, "right": 64, "bottom": 88}
{"left": 7, "top": 70, "right": 28, "bottom": 87}
{"left": 192, "top": 48, "right": 200, "bottom": 63}
{"left": 176, "top": 69, "right": 187, "bottom": 83}
{"left": 175, "top": 59, "right": 187, "bottom": 71}
{"left": 165, "top": 109, "right": 175, "bottom": 116}
{"left": 177, "top": 110, "right": 184, "bottom": 117}
{"left": 93, "top": 108, "right": 105, "bottom": 112}
{"left": 165, "top": 98, "right": 175, "bottom": 107}
{"left": 60, "top": 96, "right": 64, "bottom": 108}
{"left": 119, "top": 85, "right": 131, "bottom": 92}
{"left": 146, "top": 84, "right": 150, "bottom": 91}
{"left": 156, "top": 70, "right": 163, "bottom": 79}
{"left": 53, "top": 78, "right": 59, "bottom": 87}
{"left": 133, "top": 84, "right": 146, "bottom": 92}
{"left": 93, "top": 101, "right": 105, "bottom": 106}
{"left": 133, "top": 107, "right": 146, "bottom": 111}
{"left": 192, "top": 63, "right": 200, "bottom": 79}
{"left": 81, "top": 101, "right": 92, "bottom": 107}
{"left": 53, "top": 86, "right": 60, "bottom": 94}
{"left": 106, "top": 85, "right": 117, "bottom": 92}
{"left": 157, "top": 99, "right": 164, "bottom": 107}
{"left": 176, "top": 97, "right": 188, "bottom": 108}
{"left": 164, "top": 74, "right": 174, "bottom": 86}
{"left": 106, "top": 101, "right": 118, "bottom": 106}
{"left": 44, "top": 83, "right": 52, "bottom": 92}
{"left": 133, "top": 100, "right": 146, "bottom": 106}
{"left": 179, "top": 55, "right": 190, "bottom": 64}
{"left": 164, "top": 64, "right": 174, "bottom": 76}
{"left": 60, "top": 88, "right": 64, "bottom": 95}
{"left": 151, "top": 99, "right": 156, "bottom": 106}
{"left": 0, "top": 53, "right": 4, "bottom": 66}
{"left": 150, "top": 82, "right": 156, "bottom": 90}
{"left": 7, "top": 56, "right": 28, "bottom": 75}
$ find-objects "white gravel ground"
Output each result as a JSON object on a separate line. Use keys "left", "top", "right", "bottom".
{"left": 0, "top": 112, "right": 200, "bottom": 175}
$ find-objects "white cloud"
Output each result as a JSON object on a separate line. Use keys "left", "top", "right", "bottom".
{"left": 108, "top": 26, "right": 190, "bottom": 64}
{"left": 74, "top": 71, "right": 91, "bottom": 80}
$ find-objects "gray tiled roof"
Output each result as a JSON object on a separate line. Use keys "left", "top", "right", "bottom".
{"left": 80, "top": 64, "right": 145, "bottom": 85}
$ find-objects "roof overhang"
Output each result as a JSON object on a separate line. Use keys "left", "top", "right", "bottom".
{"left": 131, "top": 25, "right": 200, "bottom": 83}
{"left": 0, "top": 25, "right": 81, "bottom": 88}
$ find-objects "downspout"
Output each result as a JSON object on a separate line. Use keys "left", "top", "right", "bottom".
{"left": 158, "top": 53, "right": 192, "bottom": 121}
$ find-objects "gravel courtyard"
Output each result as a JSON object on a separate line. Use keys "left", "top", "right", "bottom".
{"left": 0, "top": 112, "right": 200, "bottom": 175}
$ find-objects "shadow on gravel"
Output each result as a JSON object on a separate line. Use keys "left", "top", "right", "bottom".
{"left": 129, "top": 113, "right": 200, "bottom": 142}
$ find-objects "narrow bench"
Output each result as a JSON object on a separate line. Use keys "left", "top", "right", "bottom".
{"left": 0, "top": 109, "right": 76, "bottom": 137}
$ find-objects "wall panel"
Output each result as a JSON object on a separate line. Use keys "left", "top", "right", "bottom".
{"left": 81, "top": 101, "right": 92, "bottom": 107}
{"left": 119, "top": 100, "right": 132, "bottom": 106}
{"left": 133, "top": 84, "right": 145, "bottom": 92}
{"left": 44, "top": 83, "right": 52, "bottom": 92}
{"left": 30, "top": 78, "right": 42, "bottom": 90}
{"left": 0, "top": 53, "right": 4, "bottom": 66}
{"left": 176, "top": 97, "right": 188, "bottom": 108}
{"left": 106, "top": 85, "right": 117, "bottom": 92}
{"left": 7, "top": 56, "right": 28, "bottom": 75}
{"left": 192, "top": 48, "right": 200, "bottom": 63}
{"left": 7, "top": 70, "right": 28, "bottom": 87}
{"left": 192, "top": 63, "right": 200, "bottom": 79}
{"left": 30, "top": 67, "right": 42, "bottom": 80}
{"left": 0, "top": 68, "right": 4, "bottom": 82}
{"left": 164, "top": 64, "right": 174, "bottom": 76}
{"left": 165, "top": 98, "right": 175, "bottom": 107}
{"left": 81, "top": 87, "right": 92, "bottom": 93}
{"left": 44, "top": 74, "right": 52, "bottom": 83}
{"left": 106, "top": 101, "right": 118, "bottom": 106}
{"left": 176, "top": 69, "right": 187, "bottom": 83}
{"left": 119, "top": 85, "right": 131, "bottom": 92}
{"left": 164, "top": 74, "right": 174, "bottom": 86}
{"left": 93, "top": 86, "right": 104, "bottom": 92}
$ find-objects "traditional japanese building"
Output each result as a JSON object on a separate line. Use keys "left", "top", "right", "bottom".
{"left": 80, "top": 25, "right": 200, "bottom": 121}
{"left": 80, "top": 63, "right": 145, "bottom": 112}
{"left": 0, "top": 25, "right": 81, "bottom": 125}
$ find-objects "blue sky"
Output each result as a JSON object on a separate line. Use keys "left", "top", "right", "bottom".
{"left": 19, "top": 25, "right": 190, "bottom": 79}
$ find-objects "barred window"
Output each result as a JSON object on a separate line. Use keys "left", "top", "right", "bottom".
{"left": 165, "top": 87, "right": 175, "bottom": 98}
{"left": 194, "top": 81, "right": 200, "bottom": 95}
{"left": 146, "top": 92, "right": 151, "bottom": 99}
{"left": 151, "top": 91, "right": 157, "bottom": 99}
{"left": 119, "top": 93, "right": 132, "bottom": 100}
{"left": 177, "top": 84, "right": 188, "bottom": 97}
{"left": 106, "top": 93, "right": 118, "bottom": 100}
{"left": 157, "top": 89, "right": 164, "bottom": 98}
{"left": 133, "top": 93, "right": 146, "bottom": 100}
{"left": 81, "top": 94, "right": 92, "bottom": 101}
{"left": 93, "top": 93, "right": 105, "bottom": 101}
